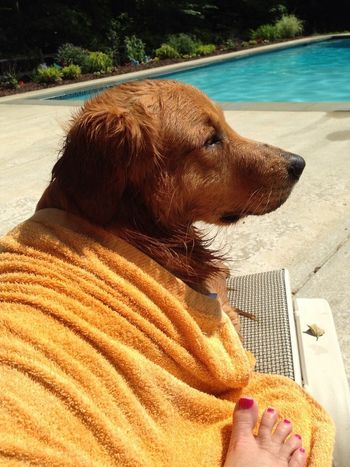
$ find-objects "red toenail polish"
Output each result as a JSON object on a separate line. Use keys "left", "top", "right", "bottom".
{"left": 284, "top": 419, "right": 291, "bottom": 424}
{"left": 237, "top": 397, "right": 254, "bottom": 409}
{"left": 295, "top": 434, "right": 302, "bottom": 440}
{"left": 299, "top": 448, "right": 305, "bottom": 453}
{"left": 267, "top": 407, "right": 275, "bottom": 413}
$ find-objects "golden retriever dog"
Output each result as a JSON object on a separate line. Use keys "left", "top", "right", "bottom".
{"left": 0, "top": 80, "right": 320, "bottom": 467}
{"left": 37, "top": 79, "right": 305, "bottom": 330}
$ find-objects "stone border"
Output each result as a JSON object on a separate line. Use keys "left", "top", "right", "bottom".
{"left": 220, "top": 102, "right": 350, "bottom": 112}
{"left": 1, "top": 34, "right": 350, "bottom": 111}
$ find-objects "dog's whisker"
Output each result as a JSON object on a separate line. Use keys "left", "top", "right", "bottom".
{"left": 239, "top": 187, "right": 262, "bottom": 217}
{"left": 264, "top": 186, "right": 273, "bottom": 214}
{"left": 239, "top": 190, "right": 257, "bottom": 217}
{"left": 255, "top": 191, "right": 266, "bottom": 215}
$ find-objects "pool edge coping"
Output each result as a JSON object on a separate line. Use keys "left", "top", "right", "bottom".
{"left": 1, "top": 33, "right": 350, "bottom": 111}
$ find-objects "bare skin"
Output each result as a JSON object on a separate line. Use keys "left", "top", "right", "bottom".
{"left": 224, "top": 397, "right": 307, "bottom": 467}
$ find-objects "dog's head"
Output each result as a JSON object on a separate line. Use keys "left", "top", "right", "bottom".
{"left": 37, "top": 80, "right": 305, "bottom": 228}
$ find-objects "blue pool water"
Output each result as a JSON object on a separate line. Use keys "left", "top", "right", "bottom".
{"left": 51, "top": 38, "right": 350, "bottom": 103}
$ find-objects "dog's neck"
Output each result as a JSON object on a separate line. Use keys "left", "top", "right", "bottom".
{"left": 36, "top": 185, "right": 225, "bottom": 294}
{"left": 112, "top": 216, "right": 224, "bottom": 294}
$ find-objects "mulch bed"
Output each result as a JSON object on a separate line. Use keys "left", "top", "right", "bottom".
{"left": 0, "top": 39, "right": 295, "bottom": 98}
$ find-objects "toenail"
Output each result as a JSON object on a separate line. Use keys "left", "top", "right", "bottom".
{"left": 283, "top": 419, "right": 291, "bottom": 424}
{"left": 267, "top": 407, "right": 275, "bottom": 413}
{"left": 237, "top": 397, "right": 254, "bottom": 409}
{"left": 299, "top": 448, "right": 305, "bottom": 453}
{"left": 294, "top": 434, "right": 302, "bottom": 440}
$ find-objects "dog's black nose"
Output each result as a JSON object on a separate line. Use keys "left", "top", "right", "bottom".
{"left": 285, "top": 153, "right": 305, "bottom": 180}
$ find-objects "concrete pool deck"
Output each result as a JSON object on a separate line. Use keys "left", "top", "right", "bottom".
{"left": 1, "top": 102, "right": 349, "bottom": 385}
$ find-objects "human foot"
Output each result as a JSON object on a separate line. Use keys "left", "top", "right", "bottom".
{"left": 224, "top": 397, "right": 307, "bottom": 467}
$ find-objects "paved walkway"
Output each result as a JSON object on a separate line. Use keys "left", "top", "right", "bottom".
{"left": 1, "top": 103, "right": 349, "bottom": 383}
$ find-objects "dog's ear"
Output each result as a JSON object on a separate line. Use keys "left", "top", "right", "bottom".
{"left": 47, "top": 96, "right": 160, "bottom": 224}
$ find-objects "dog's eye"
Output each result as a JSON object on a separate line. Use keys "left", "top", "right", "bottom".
{"left": 204, "top": 133, "right": 222, "bottom": 147}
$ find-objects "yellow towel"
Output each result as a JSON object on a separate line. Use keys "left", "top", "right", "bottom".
{"left": 0, "top": 209, "right": 334, "bottom": 466}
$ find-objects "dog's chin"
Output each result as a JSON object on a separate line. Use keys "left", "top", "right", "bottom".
{"left": 251, "top": 190, "right": 292, "bottom": 216}
{"left": 218, "top": 189, "right": 293, "bottom": 224}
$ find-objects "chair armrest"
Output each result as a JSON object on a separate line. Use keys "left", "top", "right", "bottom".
{"left": 295, "top": 298, "right": 350, "bottom": 467}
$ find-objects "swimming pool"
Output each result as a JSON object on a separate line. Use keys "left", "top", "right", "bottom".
{"left": 49, "top": 37, "right": 350, "bottom": 103}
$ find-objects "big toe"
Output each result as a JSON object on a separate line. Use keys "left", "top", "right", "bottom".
{"left": 230, "top": 397, "right": 259, "bottom": 441}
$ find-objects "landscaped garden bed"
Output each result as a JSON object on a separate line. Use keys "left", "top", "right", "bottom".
{"left": 0, "top": 14, "right": 304, "bottom": 98}
{"left": 0, "top": 42, "right": 265, "bottom": 97}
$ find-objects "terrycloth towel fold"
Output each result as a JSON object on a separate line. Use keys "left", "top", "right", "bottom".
{"left": 0, "top": 209, "right": 334, "bottom": 466}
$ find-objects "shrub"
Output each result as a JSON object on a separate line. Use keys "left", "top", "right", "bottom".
{"left": 250, "top": 24, "right": 280, "bottom": 41}
{"left": 61, "top": 64, "right": 81, "bottom": 80}
{"left": 35, "top": 65, "right": 62, "bottom": 83}
{"left": 56, "top": 43, "right": 89, "bottom": 67}
{"left": 155, "top": 44, "right": 180, "bottom": 59}
{"left": 83, "top": 52, "right": 113, "bottom": 73}
{"left": 107, "top": 13, "right": 133, "bottom": 65}
{"left": 275, "top": 15, "right": 303, "bottom": 38}
{"left": 195, "top": 44, "right": 216, "bottom": 56}
{"left": 167, "top": 33, "right": 198, "bottom": 57}
{"left": 0, "top": 71, "right": 18, "bottom": 89}
{"left": 125, "top": 35, "right": 146, "bottom": 63}
{"left": 223, "top": 38, "right": 237, "bottom": 51}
